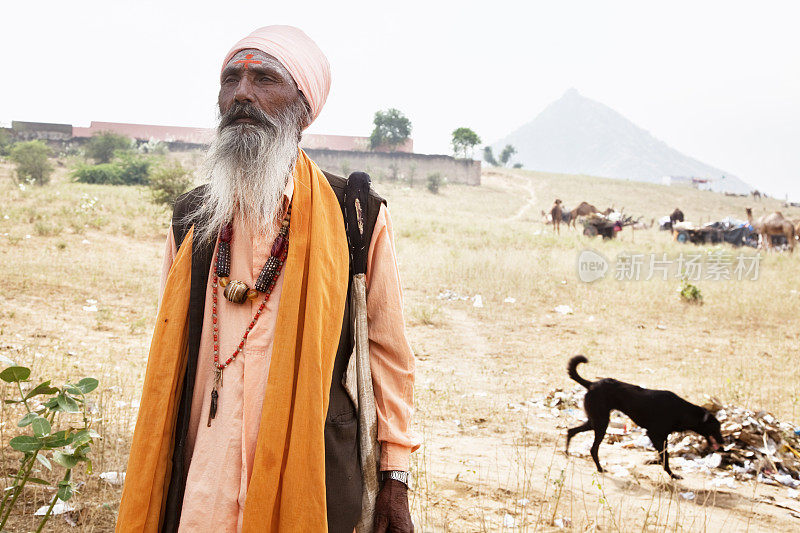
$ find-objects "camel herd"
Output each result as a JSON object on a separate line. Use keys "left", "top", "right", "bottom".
{"left": 544, "top": 197, "right": 800, "bottom": 253}
{"left": 548, "top": 200, "right": 613, "bottom": 234}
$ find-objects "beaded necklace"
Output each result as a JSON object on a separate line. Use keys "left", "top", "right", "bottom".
{"left": 207, "top": 204, "right": 291, "bottom": 426}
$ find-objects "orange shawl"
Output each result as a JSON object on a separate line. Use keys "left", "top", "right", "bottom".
{"left": 117, "top": 149, "right": 349, "bottom": 532}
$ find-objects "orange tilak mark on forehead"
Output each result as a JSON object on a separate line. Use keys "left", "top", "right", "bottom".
{"left": 234, "top": 53, "right": 262, "bottom": 70}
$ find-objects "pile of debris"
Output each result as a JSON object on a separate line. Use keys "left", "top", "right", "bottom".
{"left": 538, "top": 388, "right": 800, "bottom": 487}
{"left": 669, "top": 397, "right": 800, "bottom": 485}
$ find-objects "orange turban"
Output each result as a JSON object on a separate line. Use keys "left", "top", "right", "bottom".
{"left": 223, "top": 25, "right": 331, "bottom": 125}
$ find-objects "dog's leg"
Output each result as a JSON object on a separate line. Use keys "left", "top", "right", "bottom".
{"left": 589, "top": 416, "right": 609, "bottom": 473}
{"left": 566, "top": 422, "right": 592, "bottom": 454}
{"left": 650, "top": 434, "right": 681, "bottom": 480}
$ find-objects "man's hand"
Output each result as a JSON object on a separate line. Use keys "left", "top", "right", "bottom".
{"left": 374, "top": 479, "right": 413, "bottom": 533}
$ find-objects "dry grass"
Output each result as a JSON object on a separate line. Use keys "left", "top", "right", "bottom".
{"left": 1, "top": 159, "right": 799, "bottom": 531}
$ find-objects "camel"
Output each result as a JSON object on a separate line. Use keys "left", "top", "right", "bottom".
{"left": 746, "top": 207, "right": 795, "bottom": 253}
{"left": 569, "top": 201, "right": 599, "bottom": 228}
{"left": 670, "top": 208, "right": 684, "bottom": 227}
{"left": 550, "top": 199, "right": 564, "bottom": 234}
{"left": 751, "top": 190, "right": 762, "bottom": 201}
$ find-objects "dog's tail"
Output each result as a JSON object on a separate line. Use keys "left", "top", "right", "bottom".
{"left": 568, "top": 355, "right": 593, "bottom": 389}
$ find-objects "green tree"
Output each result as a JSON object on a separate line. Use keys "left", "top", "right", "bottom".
{"left": 499, "top": 144, "right": 517, "bottom": 167}
{"left": 149, "top": 161, "right": 193, "bottom": 206}
{"left": 483, "top": 146, "right": 498, "bottom": 167}
{"left": 451, "top": 127, "right": 481, "bottom": 159}
{"left": 9, "top": 141, "right": 53, "bottom": 185}
{"left": 85, "top": 131, "right": 132, "bottom": 163}
{"left": 369, "top": 108, "right": 411, "bottom": 151}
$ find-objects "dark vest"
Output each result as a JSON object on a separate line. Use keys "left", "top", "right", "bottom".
{"left": 162, "top": 171, "right": 385, "bottom": 533}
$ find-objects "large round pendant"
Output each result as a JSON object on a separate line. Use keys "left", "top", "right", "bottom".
{"left": 223, "top": 280, "right": 251, "bottom": 304}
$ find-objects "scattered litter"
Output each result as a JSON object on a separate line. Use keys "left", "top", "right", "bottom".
{"left": 623, "top": 434, "right": 653, "bottom": 449}
{"left": 655, "top": 324, "right": 667, "bottom": 330}
{"left": 100, "top": 471, "right": 126, "bottom": 485}
{"left": 517, "top": 498, "right": 530, "bottom": 507}
{"left": 503, "top": 297, "right": 516, "bottom": 304}
{"left": 35, "top": 499, "right": 75, "bottom": 516}
{"left": 774, "top": 473, "right": 800, "bottom": 487}
{"left": 554, "top": 305, "right": 573, "bottom": 315}
{"left": 472, "top": 294, "right": 483, "bottom": 308}
{"left": 701, "top": 453, "right": 723, "bottom": 469}
{"left": 710, "top": 476, "right": 737, "bottom": 489}
{"left": 788, "top": 488, "right": 799, "bottom": 499}
{"left": 81, "top": 239, "right": 91, "bottom": 245}
{"left": 587, "top": 315, "right": 595, "bottom": 322}
{"left": 437, "top": 289, "right": 468, "bottom": 301}
{"left": 25, "top": 235, "right": 31, "bottom": 239}
{"left": 503, "top": 513, "right": 516, "bottom": 527}
{"left": 553, "top": 517, "right": 572, "bottom": 528}
{"left": 83, "top": 305, "right": 98, "bottom": 313}
{"left": 66, "top": 350, "right": 77, "bottom": 357}
{"left": 679, "top": 491, "right": 696, "bottom": 500}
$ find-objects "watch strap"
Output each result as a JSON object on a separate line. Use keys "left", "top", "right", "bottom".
{"left": 383, "top": 470, "right": 409, "bottom": 487}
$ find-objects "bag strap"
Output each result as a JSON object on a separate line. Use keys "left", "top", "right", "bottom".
{"left": 343, "top": 172, "right": 374, "bottom": 276}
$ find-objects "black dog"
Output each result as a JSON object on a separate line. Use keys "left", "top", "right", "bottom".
{"left": 565, "top": 355, "right": 723, "bottom": 479}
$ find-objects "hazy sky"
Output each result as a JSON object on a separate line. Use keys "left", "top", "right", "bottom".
{"left": 2, "top": 1, "right": 798, "bottom": 199}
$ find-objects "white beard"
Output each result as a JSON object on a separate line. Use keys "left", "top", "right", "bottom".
{"left": 189, "top": 103, "right": 304, "bottom": 244}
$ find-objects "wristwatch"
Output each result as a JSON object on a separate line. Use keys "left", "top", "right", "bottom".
{"left": 382, "top": 470, "right": 410, "bottom": 487}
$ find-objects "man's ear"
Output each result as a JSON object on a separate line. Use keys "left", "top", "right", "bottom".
{"left": 298, "top": 92, "right": 312, "bottom": 128}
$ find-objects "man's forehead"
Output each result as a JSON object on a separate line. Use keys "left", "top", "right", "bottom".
{"left": 225, "top": 49, "right": 289, "bottom": 74}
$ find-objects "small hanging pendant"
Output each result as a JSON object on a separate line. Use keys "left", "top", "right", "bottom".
{"left": 207, "top": 389, "right": 218, "bottom": 427}
{"left": 207, "top": 368, "right": 223, "bottom": 427}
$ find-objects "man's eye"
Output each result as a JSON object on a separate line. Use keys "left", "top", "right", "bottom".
{"left": 224, "top": 77, "right": 238, "bottom": 84}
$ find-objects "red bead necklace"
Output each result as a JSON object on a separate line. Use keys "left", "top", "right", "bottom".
{"left": 207, "top": 205, "right": 291, "bottom": 426}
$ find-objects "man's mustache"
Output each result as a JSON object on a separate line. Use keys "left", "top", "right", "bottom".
{"left": 219, "top": 103, "right": 276, "bottom": 131}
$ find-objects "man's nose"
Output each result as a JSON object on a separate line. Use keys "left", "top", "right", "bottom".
{"left": 234, "top": 76, "right": 254, "bottom": 104}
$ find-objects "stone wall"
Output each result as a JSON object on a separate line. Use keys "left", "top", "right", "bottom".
{"left": 304, "top": 148, "right": 481, "bottom": 186}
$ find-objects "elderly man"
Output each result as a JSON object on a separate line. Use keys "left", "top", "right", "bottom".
{"left": 117, "top": 26, "right": 418, "bottom": 533}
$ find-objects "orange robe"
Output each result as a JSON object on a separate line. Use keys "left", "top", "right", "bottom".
{"left": 157, "top": 177, "right": 420, "bottom": 532}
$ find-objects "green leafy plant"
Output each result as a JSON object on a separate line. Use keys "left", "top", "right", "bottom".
{"left": 71, "top": 163, "right": 122, "bottom": 185}
{"left": 9, "top": 141, "right": 53, "bottom": 186}
{"left": 84, "top": 131, "right": 132, "bottom": 164}
{"left": 148, "top": 161, "right": 193, "bottom": 206}
{"left": 679, "top": 279, "right": 703, "bottom": 304}
{"left": 0, "top": 129, "right": 13, "bottom": 156}
{"left": 426, "top": 173, "right": 442, "bottom": 195}
{"left": 114, "top": 151, "right": 152, "bottom": 185}
{"left": 0, "top": 358, "right": 100, "bottom": 531}
{"left": 71, "top": 152, "right": 152, "bottom": 186}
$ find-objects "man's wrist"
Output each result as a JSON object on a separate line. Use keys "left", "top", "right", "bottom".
{"left": 382, "top": 470, "right": 410, "bottom": 487}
